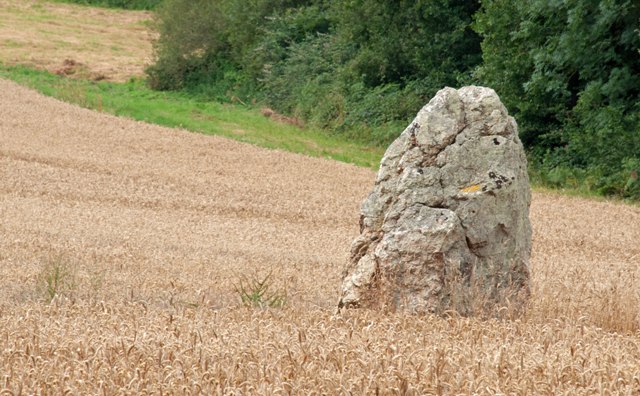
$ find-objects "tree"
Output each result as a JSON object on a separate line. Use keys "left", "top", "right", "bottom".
{"left": 332, "top": 0, "right": 481, "bottom": 90}
{"left": 475, "top": 0, "right": 640, "bottom": 197}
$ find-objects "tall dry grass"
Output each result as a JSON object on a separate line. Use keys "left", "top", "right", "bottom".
{"left": 1, "top": 295, "right": 639, "bottom": 394}
{"left": 2, "top": 197, "right": 639, "bottom": 395}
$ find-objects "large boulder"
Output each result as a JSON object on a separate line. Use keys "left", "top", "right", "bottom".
{"left": 338, "top": 86, "right": 532, "bottom": 316}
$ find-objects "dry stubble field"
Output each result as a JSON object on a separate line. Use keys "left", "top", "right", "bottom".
{"left": 0, "top": 0, "right": 152, "bottom": 81}
{"left": 2, "top": 2, "right": 640, "bottom": 395}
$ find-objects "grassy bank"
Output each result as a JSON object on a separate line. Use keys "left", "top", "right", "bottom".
{"left": 0, "top": 65, "right": 384, "bottom": 168}
{"left": 52, "top": 0, "right": 161, "bottom": 9}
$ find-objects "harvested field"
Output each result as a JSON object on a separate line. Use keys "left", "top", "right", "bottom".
{"left": 2, "top": 78, "right": 640, "bottom": 394}
{"left": 0, "top": 0, "right": 153, "bottom": 81}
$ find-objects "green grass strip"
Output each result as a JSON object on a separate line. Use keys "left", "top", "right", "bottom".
{"left": 50, "top": 0, "right": 161, "bottom": 10}
{"left": 0, "top": 65, "right": 384, "bottom": 168}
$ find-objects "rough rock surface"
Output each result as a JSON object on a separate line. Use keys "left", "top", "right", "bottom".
{"left": 338, "top": 86, "right": 532, "bottom": 316}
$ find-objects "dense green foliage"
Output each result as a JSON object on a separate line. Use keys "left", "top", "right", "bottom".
{"left": 475, "top": 0, "right": 640, "bottom": 198}
{"left": 147, "top": 0, "right": 640, "bottom": 200}
{"left": 55, "top": 0, "right": 162, "bottom": 10}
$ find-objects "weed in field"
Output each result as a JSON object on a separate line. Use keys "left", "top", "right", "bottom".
{"left": 36, "top": 255, "right": 77, "bottom": 303}
{"left": 234, "top": 271, "right": 287, "bottom": 308}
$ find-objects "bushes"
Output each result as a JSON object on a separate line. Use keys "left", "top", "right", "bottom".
{"left": 253, "top": 0, "right": 482, "bottom": 145}
{"left": 146, "top": 0, "right": 228, "bottom": 91}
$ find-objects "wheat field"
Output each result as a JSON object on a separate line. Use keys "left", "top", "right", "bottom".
{"left": 2, "top": 77, "right": 640, "bottom": 394}
{"left": 1, "top": 0, "right": 640, "bottom": 392}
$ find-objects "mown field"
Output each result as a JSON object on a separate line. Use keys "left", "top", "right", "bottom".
{"left": 0, "top": 0, "right": 152, "bottom": 81}
{"left": 1, "top": 1, "right": 640, "bottom": 394}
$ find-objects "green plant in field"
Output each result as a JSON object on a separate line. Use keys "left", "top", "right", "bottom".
{"left": 37, "top": 256, "right": 77, "bottom": 303}
{"left": 234, "top": 271, "right": 287, "bottom": 309}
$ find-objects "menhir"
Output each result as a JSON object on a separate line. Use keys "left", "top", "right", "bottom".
{"left": 338, "top": 86, "right": 532, "bottom": 316}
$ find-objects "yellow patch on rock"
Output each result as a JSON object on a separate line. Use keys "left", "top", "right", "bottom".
{"left": 460, "top": 184, "right": 482, "bottom": 193}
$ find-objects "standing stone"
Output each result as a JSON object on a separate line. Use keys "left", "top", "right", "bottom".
{"left": 338, "top": 86, "right": 532, "bottom": 316}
